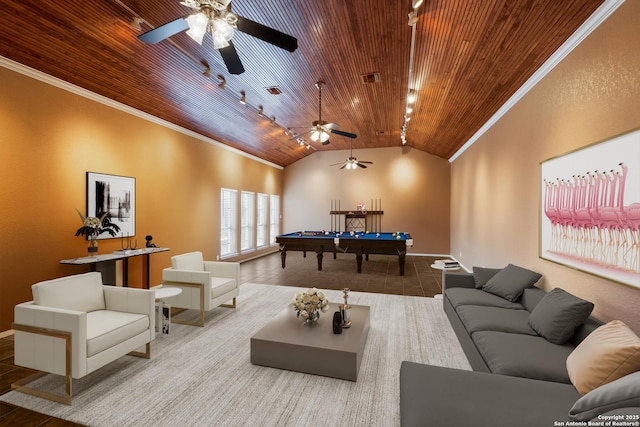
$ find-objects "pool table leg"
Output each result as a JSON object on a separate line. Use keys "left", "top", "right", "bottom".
{"left": 355, "top": 252, "right": 363, "bottom": 273}
{"left": 316, "top": 251, "right": 323, "bottom": 271}
{"left": 398, "top": 252, "right": 406, "bottom": 276}
{"left": 280, "top": 249, "right": 287, "bottom": 269}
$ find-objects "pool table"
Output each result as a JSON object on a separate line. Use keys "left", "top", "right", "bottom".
{"left": 275, "top": 231, "right": 414, "bottom": 276}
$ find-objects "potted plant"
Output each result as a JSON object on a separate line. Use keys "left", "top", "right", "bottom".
{"left": 75, "top": 208, "right": 120, "bottom": 255}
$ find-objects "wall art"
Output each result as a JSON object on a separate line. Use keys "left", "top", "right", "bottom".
{"left": 87, "top": 172, "right": 135, "bottom": 239}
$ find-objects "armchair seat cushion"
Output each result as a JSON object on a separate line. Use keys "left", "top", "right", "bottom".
{"left": 86, "top": 311, "right": 150, "bottom": 357}
{"left": 211, "top": 277, "right": 237, "bottom": 297}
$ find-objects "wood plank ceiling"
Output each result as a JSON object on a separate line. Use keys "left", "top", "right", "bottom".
{"left": 0, "top": 0, "right": 605, "bottom": 167}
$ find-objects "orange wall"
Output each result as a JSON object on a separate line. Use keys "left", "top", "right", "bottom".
{"left": 283, "top": 146, "right": 451, "bottom": 254}
{"left": 0, "top": 66, "right": 282, "bottom": 332}
{"left": 450, "top": 0, "right": 640, "bottom": 333}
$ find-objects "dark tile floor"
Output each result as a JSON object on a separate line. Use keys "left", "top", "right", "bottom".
{"left": 0, "top": 253, "right": 451, "bottom": 426}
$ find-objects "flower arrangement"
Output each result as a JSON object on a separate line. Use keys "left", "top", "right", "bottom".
{"left": 292, "top": 288, "right": 330, "bottom": 322}
{"left": 74, "top": 208, "right": 120, "bottom": 238}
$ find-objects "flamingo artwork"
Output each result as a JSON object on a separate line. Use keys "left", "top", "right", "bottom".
{"left": 540, "top": 131, "right": 640, "bottom": 288}
{"left": 543, "top": 163, "right": 640, "bottom": 280}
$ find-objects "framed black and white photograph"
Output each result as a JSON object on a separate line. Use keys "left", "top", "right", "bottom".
{"left": 87, "top": 172, "right": 135, "bottom": 239}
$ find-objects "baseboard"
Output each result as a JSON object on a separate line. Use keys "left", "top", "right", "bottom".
{"left": 0, "top": 329, "right": 14, "bottom": 338}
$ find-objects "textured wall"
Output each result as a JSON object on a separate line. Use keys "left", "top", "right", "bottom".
{"left": 450, "top": 0, "right": 640, "bottom": 333}
{"left": 283, "top": 146, "right": 451, "bottom": 254}
{"left": 0, "top": 67, "right": 282, "bottom": 332}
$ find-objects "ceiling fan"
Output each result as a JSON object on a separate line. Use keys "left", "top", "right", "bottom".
{"left": 331, "top": 139, "right": 373, "bottom": 170}
{"left": 292, "top": 81, "right": 357, "bottom": 146}
{"left": 138, "top": 0, "right": 298, "bottom": 75}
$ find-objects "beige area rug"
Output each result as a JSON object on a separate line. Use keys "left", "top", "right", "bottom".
{"left": 0, "top": 284, "right": 470, "bottom": 426}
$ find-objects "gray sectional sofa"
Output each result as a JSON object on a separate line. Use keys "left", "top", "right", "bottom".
{"left": 400, "top": 264, "right": 640, "bottom": 426}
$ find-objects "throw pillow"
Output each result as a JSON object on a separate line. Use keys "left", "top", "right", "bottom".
{"left": 569, "top": 371, "right": 640, "bottom": 421}
{"left": 481, "top": 264, "right": 542, "bottom": 302}
{"left": 472, "top": 267, "right": 502, "bottom": 289}
{"left": 528, "top": 288, "right": 594, "bottom": 344}
{"left": 567, "top": 320, "right": 640, "bottom": 395}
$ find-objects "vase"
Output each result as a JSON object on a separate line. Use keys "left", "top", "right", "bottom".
{"left": 304, "top": 311, "right": 319, "bottom": 325}
{"left": 88, "top": 235, "right": 98, "bottom": 256}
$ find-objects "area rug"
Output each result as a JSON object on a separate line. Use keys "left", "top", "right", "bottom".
{"left": 0, "top": 283, "right": 470, "bottom": 426}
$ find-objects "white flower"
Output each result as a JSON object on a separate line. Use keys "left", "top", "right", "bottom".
{"left": 300, "top": 310, "right": 309, "bottom": 318}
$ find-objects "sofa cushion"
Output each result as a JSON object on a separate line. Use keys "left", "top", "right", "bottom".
{"left": 32, "top": 272, "right": 105, "bottom": 313}
{"left": 86, "top": 310, "right": 150, "bottom": 357}
{"left": 472, "top": 331, "right": 574, "bottom": 383}
{"left": 456, "top": 305, "right": 537, "bottom": 335}
{"left": 482, "top": 264, "right": 542, "bottom": 302}
{"left": 445, "top": 288, "right": 524, "bottom": 310}
{"left": 528, "top": 288, "right": 594, "bottom": 344}
{"left": 400, "top": 362, "right": 581, "bottom": 427}
{"left": 567, "top": 320, "right": 640, "bottom": 395}
{"left": 472, "top": 266, "right": 502, "bottom": 289}
{"left": 519, "top": 287, "right": 547, "bottom": 312}
{"left": 569, "top": 371, "right": 640, "bottom": 421}
{"left": 210, "top": 276, "right": 237, "bottom": 297}
{"left": 171, "top": 251, "right": 204, "bottom": 271}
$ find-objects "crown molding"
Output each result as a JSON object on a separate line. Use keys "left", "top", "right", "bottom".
{"left": 448, "top": 0, "right": 626, "bottom": 163}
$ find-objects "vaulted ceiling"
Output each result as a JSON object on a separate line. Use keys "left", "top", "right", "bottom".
{"left": 0, "top": 0, "right": 605, "bottom": 167}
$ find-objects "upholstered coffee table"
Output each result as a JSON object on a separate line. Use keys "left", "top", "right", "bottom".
{"left": 250, "top": 303, "right": 370, "bottom": 381}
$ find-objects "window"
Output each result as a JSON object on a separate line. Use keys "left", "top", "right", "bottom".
{"left": 220, "top": 188, "right": 238, "bottom": 258}
{"left": 269, "top": 194, "right": 280, "bottom": 245}
{"left": 256, "top": 193, "right": 268, "bottom": 249}
{"left": 240, "top": 191, "right": 255, "bottom": 254}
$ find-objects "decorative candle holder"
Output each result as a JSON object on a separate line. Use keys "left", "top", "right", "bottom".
{"left": 340, "top": 288, "right": 352, "bottom": 328}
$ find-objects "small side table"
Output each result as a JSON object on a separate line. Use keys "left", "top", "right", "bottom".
{"left": 431, "top": 261, "right": 460, "bottom": 299}
{"left": 153, "top": 287, "right": 182, "bottom": 335}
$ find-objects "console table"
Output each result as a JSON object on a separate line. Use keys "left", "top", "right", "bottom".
{"left": 60, "top": 247, "right": 170, "bottom": 288}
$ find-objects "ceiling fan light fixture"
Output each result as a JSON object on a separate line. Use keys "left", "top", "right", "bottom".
{"left": 310, "top": 128, "right": 330, "bottom": 143}
{"left": 185, "top": 12, "right": 209, "bottom": 44}
{"left": 211, "top": 18, "right": 234, "bottom": 49}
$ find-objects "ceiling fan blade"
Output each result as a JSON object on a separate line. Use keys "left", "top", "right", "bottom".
{"left": 236, "top": 16, "right": 298, "bottom": 52}
{"left": 357, "top": 163, "right": 368, "bottom": 169}
{"left": 330, "top": 129, "right": 357, "bottom": 139}
{"left": 138, "top": 18, "right": 189, "bottom": 44}
{"left": 330, "top": 161, "right": 346, "bottom": 166}
{"left": 339, "top": 165, "right": 347, "bottom": 170}
{"left": 323, "top": 123, "right": 339, "bottom": 130}
{"left": 219, "top": 41, "right": 245, "bottom": 74}
{"left": 359, "top": 161, "right": 374, "bottom": 164}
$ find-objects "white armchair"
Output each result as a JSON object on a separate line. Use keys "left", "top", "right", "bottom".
{"left": 12, "top": 272, "right": 155, "bottom": 404}
{"left": 161, "top": 251, "right": 239, "bottom": 327}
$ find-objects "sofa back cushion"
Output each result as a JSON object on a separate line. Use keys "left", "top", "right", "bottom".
{"left": 519, "top": 287, "right": 547, "bottom": 312}
{"left": 472, "top": 267, "right": 502, "bottom": 289}
{"left": 171, "top": 251, "right": 204, "bottom": 271}
{"left": 482, "top": 264, "right": 542, "bottom": 302}
{"left": 527, "top": 288, "right": 594, "bottom": 344}
{"left": 32, "top": 271, "right": 105, "bottom": 313}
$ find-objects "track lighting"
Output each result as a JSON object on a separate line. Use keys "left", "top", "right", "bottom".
{"left": 408, "top": 11, "right": 419, "bottom": 26}
{"left": 412, "top": 0, "right": 424, "bottom": 9}
{"left": 217, "top": 75, "right": 226, "bottom": 89}
{"left": 407, "top": 90, "right": 416, "bottom": 103}
{"left": 129, "top": 17, "right": 143, "bottom": 31}
{"left": 239, "top": 91, "right": 246, "bottom": 104}
{"left": 258, "top": 106, "right": 265, "bottom": 117}
{"left": 202, "top": 66, "right": 211, "bottom": 77}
